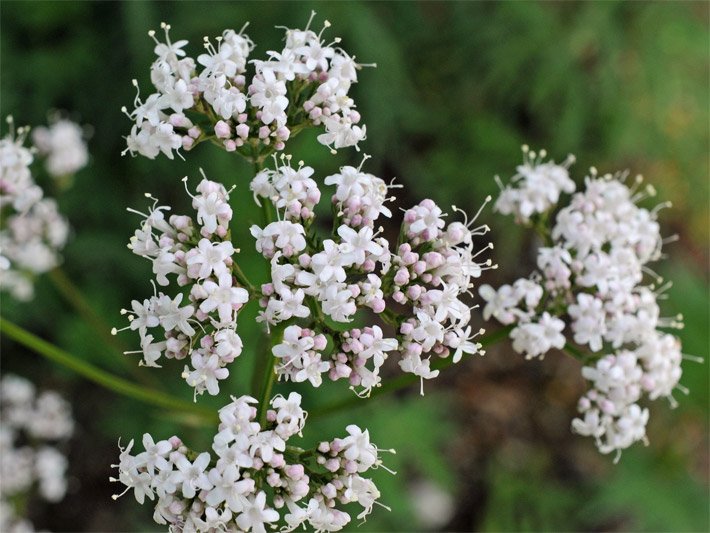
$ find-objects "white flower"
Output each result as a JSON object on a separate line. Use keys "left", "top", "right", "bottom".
{"left": 337, "top": 225, "right": 383, "bottom": 266}
{"left": 172, "top": 452, "right": 213, "bottom": 499}
{"left": 192, "top": 180, "right": 232, "bottom": 234}
{"left": 309, "top": 240, "right": 347, "bottom": 285}
{"left": 251, "top": 221, "right": 306, "bottom": 258}
{"left": 568, "top": 293, "right": 607, "bottom": 352}
{"left": 160, "top": 79, "right": 194, "bottom": 113}
{"left": 235, "top": 491, "right": 280, "bottom": 533}
{"left": 184, "top": 352, "right": 229, "bottom": 395}
{"left": 214, "top": 328, "right": 243, "bottom": 362}
{"left": 136, "top": 433, "right": 172, "bottom": 474}
{"left": 410, "top": 312, "right": 445, "bottom": 352}
{"left": 185, "top": 238, "right": 234, "bottom": 279}
{"left": 155, "top": 293, "right": 195, "bottom": 336}
{"left": 206, "top": 464, "right": 253, "bottom": 512}
{"left": 509, "top": 312, "right": 565, "bottom": 359}
{"left": 199, "top": 273, "right": 249, "bottom": 325}
{"left": 250, "top": 68, "right": 288, "bottom": 126}
{"left": 340, "top": 425, "right": 378, "bottom": 471}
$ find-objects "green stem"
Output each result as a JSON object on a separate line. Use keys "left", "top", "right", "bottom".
{"left": 232, "top": 261, "right": 258, "bottom": 296}
{"left": 563, "top": 342, "right": 596, "bottom": 364}
{"left": 250, "top": 154, "right": 283, "bottom": 428}
{"left": 310, "top": 324, "right": 514, "bottom": 419}
{"left": 48, "top": 267, "right": 123, "bottom": 355}
{"left": 257, "top": 323, "right": 285, "bottom": 427}
{"left": 47, "top": 267, "right": 160, "bottom": 388}
{"left": 0, "top": 317, "right": 216, "bottom": 423}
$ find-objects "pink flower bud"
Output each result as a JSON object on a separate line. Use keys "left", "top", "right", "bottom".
{"left": 407, "top": 285, "right": 422, "bottom": 300}
{"left": 313, "top": 335, "right": 327, "bottom": 351}
{"left": 394, "top": 268, "right": 409, "bottom": 286}
{"left": 285, "top": 463, "right": 305, "bottom": 480}
{"left": 182, "top": 136, "right": 194, "bottom": 150}
{"left": 236, "top": 123, "right": 249, "bottom": 138}
{"left": 262, "top": 283, "right": 274, "bottom": 296}
{"left": 325, "top": 458, "right": 340, "bottom": 473}
{"left": 214, "top": 120, "right": 231, "bottom": 139}
{"left": 298, "top": 254, "right": 311, "bottom": 268}
{"left": 322, "top": 483, "right": 337, "bottom": 499}
{"left": 341, "top": 460, "right": 356, "bottom": 474}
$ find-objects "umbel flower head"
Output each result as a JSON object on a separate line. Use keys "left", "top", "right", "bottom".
{"left": 480, "top": 146, "right": 688, "bottom": 460}
{"left": 0, "top": 115, "right": 88, "bottom": 301}
{"left": 122, "top": 13, "right": 372, "bottom": 163}
{"left": 112, "top": 393, "right": 393, "bottom": 532}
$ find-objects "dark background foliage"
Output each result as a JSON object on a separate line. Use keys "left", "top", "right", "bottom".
{"left": 1, "top": 1, "right": 708, "bottom": 531}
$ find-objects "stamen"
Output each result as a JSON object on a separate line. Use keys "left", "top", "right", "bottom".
{"left": 357, "top": 153, "right": 371, "bottom": 172}
{"left": 305, "top": 10, "right": 317, "bottom": 32}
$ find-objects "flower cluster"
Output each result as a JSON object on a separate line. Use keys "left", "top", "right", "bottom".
{"left": 123, "top": 14, "right": 369, "bottom": 162}
{"left": 112, "top": 393, "right": 390, "bottom": 532}
{"left": 252, "top": 156, "right": 491, "bottom": 396}
{"left": 1, "top": 374, "right": 74, "bottom": 532}
{"left": 114, "top": 174, "right": 252, "bottom": 398}
{"left": 0, "top": 116, "right": 86, "bottom": 301}
{"left": 494, "top": 146, "right": 575, "bottom": 223}
{"left": 481, "top": 147, "right": 685, "bottom": 458}
{"left": 32, "top": 117, "right": 89, "bottom": 178}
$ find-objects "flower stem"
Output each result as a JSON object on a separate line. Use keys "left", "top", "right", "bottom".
{"left": 563, "top": 342, "right": 596, "bottom": 364}
{"left": 48, "top": 267, "right": 124, "bottom": 354}
{"left": 0, "top": 317, "right": 217, "bottom": 423}
{"left": 310, "top": 324, "right": 514, "bottom": 419}
{"left": 47, "top": 267, "right": 160, "bottom": 388}
{"left": 257, "top": 323, "right": 285, "bottom": 427}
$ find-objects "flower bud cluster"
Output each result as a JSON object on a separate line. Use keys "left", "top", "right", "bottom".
{"left": 1, "top": 374, "right": 74, "bottom": 531}
{"left": 273, "top": 323, "right": 398, "bottom": 395}
{"left": 481, "top": 147, "right": 686, "bottom": 457}
{"left": 112, "top": 393, "right": 389, "bottom": 532}
{"left": 123, "top": 14, "right": 369, "bottom": 162}
{"left": 115, "top": 175, "right": 250, "bottom": 397}
{"left": 0, "top": 117, "right": 86, "bottom": 301}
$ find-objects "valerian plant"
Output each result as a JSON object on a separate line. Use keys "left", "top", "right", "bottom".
{"left": 105, "top": 13, "right": 692, "bottom": 532}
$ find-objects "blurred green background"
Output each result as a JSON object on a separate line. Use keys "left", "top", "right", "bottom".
{"left": 1, "top": 1, "right": 708, "bottom": 531}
